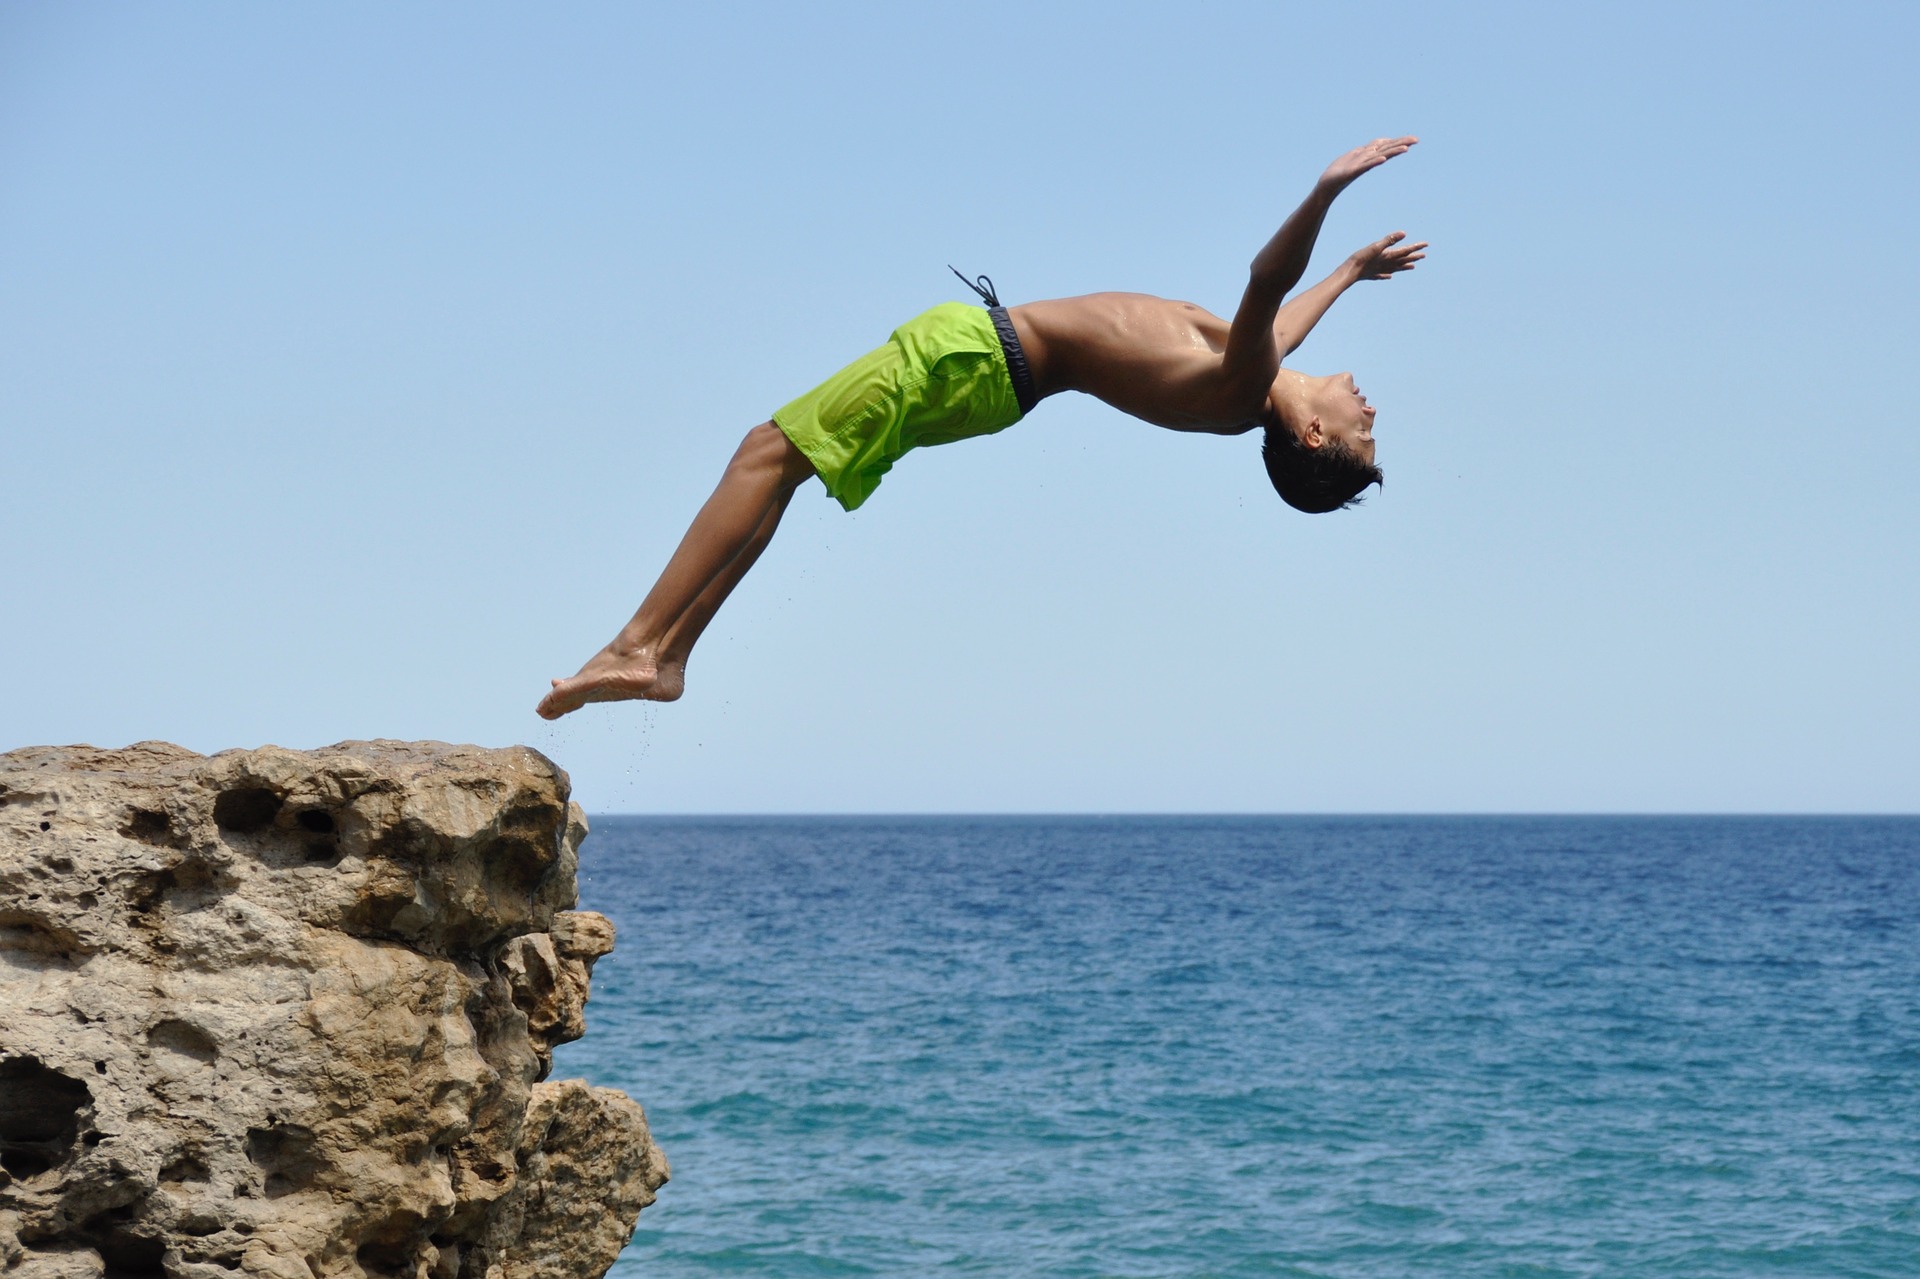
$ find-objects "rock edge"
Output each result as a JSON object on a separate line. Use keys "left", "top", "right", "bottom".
{"left": 0, "top": 740, "right": 666, "bottom": 1279}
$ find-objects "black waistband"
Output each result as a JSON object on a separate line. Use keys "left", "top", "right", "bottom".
{"left": 988, "top": 305, "right": 1038, "bottom": 416}
{"left": 950, "top": 266, "right": 1038, "bottom": 416}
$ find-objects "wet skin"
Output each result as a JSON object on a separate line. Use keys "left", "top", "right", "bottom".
{"left": 1007, "top": 296, "right": 1382, "bottom": 460}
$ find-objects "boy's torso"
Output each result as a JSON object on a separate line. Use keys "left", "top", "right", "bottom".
{"left": 1008, "top": 293, "right": 1261, "bottom": 435}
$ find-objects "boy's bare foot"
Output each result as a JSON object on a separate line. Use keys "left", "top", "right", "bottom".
{"left": 536, "top": 647, "right": 686, "bottom": 719}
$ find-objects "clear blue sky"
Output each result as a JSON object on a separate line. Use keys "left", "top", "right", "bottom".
{"left": 4, "top": 2, "right": 1916, "bottom": 812}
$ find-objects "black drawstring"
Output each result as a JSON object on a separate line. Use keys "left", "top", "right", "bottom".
{"left": 948, "top": 265, "right": 1000, "bottom": 308}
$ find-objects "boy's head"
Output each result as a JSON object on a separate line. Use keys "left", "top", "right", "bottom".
{"left": 1261, "top": 370, "right": 1383, "bottom": 513}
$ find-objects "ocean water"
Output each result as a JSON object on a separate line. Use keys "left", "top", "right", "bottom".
{"left": 554, "top": 818, "right": 1920, "bottom": 1278}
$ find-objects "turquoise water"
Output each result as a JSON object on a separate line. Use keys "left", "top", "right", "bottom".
{"left": 555, "top": 817, "right": 1920, "bottom": 1277}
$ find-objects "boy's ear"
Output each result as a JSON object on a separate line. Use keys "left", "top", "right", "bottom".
{"left": 1302, "top": 415, "right": 1326, "bottom": 449}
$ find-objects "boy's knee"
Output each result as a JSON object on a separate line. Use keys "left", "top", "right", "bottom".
{"left": 738, "top": 421, "right": 815, "bottom": 488}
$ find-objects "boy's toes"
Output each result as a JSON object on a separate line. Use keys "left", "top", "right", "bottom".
{"left": 535, "top": 682, "right": 579, "bottom": 720}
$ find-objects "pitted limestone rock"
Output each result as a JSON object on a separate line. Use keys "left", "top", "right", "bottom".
{"left": 0, "top": 741, "right": 666, "bottom": 1279}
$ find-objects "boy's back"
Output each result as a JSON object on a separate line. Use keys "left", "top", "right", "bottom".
{"left": 1011, "top": 293, "right": 1266, "bottom": 433}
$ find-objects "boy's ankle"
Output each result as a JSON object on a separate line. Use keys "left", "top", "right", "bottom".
{"left": 605, "top": 637, "right": 658, "bottom": 664}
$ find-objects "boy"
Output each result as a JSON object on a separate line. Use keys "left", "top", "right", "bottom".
{"left": 538, "top": 136, "right": 1423, "bottom": 718}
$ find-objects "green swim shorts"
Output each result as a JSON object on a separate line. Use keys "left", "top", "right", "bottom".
{"left": 772, "top": 302, "right": 1027, "bottom": 511}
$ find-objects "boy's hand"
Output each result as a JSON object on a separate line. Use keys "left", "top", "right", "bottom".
{"left": 1347, "top": 230, "right": 1427, "bottom": 280}
{"left": 1318, "top": 136, "right": 1418, "bottom": 192}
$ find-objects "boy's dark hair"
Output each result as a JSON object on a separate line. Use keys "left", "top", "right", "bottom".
{"left": 1261, "top": 424, "right": 1384, "bottom": 514}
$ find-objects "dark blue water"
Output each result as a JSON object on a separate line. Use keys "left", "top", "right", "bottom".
{"left": 555, "top": 818, "right": 1920, "bottom": 1277}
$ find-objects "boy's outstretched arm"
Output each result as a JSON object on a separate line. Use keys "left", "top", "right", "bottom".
{"left": 1270, "top": 230, "right": 1427, "bottom": 357}
{"left": 1221, "top": 137, "right": 1417, "bottom": 401}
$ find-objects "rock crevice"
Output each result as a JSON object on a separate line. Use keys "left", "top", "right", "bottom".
{"left": 0, "top": 741, "right": 665, "bottom": 1279}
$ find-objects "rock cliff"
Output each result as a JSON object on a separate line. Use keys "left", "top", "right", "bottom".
{"left": 0, "top": 741, "right": 666, "bottom": 1279}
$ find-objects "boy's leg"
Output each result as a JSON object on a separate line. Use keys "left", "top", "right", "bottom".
{"left": 652, "top": 483, "right": 797, "bottom": 677}
{"left": 536, "top": 422, "right": 816, "bottom": 719}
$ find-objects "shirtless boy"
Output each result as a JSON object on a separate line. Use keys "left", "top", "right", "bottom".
{"left": 537, "top": 136, "right": 1423, "bottom": 718}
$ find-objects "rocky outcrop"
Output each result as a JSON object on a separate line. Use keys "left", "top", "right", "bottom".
{"left": 0, "top": 741, "right": 666, "bottom": 1279}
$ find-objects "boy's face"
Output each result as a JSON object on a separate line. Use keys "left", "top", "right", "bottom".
{"left": 1274, "top": 372, "right": 1377, "bottom": 463}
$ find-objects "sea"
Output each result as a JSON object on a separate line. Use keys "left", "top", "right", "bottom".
{"left": 553, "top": 817, "right": 1920, "bottom": 1278}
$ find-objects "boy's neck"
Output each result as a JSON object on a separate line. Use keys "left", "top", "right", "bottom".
{"left": 1265, "top": 370, "right": 1315, "bottom": 441}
